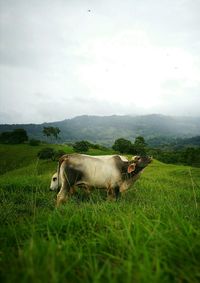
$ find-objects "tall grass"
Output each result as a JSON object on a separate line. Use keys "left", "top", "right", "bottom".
{"left": 0, "top": 145, "right": 200, "bottom": 282}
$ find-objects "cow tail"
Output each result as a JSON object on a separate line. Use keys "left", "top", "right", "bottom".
{"left": 57, "top": 155, "right": 71, "bottom": 188}
{"left": 57, "top": 163, "right": 60, "bottom": 189}
{"left": 57, "top": 155, "right": 67, "bottom": 189}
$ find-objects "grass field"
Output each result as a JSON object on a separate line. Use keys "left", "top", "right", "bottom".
{"left": 0, "top": 144, "right": 200, "bottom": 283}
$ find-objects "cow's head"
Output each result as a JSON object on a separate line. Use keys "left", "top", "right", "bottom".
{"left": 131, "top": 155, "right": 140, "bottom": 162}
{"left": 50, "top": 172, "right": 59, "bottom": 191}
{"left": 133, "top": 155, "right": 152, "bottom": 172}
{"left": 126, "top": 155, "right": 152, "bottom": 175}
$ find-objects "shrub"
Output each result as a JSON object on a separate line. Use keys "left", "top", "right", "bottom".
{"left": 37, "top": 148, "right": 55, "bottom": 160}
{"left": 53, "top": 150, "right": 65, "bottom": 161}
{"left": 90, "top": 144, "right": 100, "bottom": 149}
{"left": 29, "top": 139, "right": 40, "bottom": 146}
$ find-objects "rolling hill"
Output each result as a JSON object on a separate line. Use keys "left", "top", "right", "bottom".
{"left": 0, "top": 114, "right": 200, "bottom": 146}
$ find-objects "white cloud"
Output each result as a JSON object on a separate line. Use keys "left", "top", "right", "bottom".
{"left": 76, "top": 30, "right": 200, "bottom": 111}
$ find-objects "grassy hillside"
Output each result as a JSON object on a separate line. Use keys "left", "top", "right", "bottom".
{"left": 0, "top": 145, "right": 200, "bottom": 283}
{"left": 0, "top": 144, "right": 74, "bottom": 174}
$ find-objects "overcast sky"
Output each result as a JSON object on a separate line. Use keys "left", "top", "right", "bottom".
{"left": 0, "top": 0, "right": 200, "bottom": 124}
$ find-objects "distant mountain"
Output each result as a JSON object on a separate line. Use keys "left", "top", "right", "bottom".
{"left": 0, "top": 114, "right": 200, "bottom": 146}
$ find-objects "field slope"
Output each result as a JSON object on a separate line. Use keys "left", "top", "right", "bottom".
{"left": 0, "top": 145, "right": 200, "bottom": 283}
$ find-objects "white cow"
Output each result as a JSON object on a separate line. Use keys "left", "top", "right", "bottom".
{"left": 50, "top": 154, "right": 152, "bottom": 206}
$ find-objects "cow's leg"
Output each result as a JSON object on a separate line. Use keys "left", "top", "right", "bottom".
{"left": 56, "top": 178, "right": 70, "bottom": 207}
{"left": 107, "top": 186, "right": 115, "bottom": 201}
{"left": 83, "top": 184, "right": 91, "bottom": 195}
{"left": 69, "top": 186, "right": 76, "bottom": 196}
{"left": 76, "top": 182, "right": 91, "bottom": 196}
{"left": 114, "top": 186, "right": 120, "bottom": 200}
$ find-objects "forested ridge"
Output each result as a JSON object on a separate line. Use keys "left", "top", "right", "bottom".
{"left": 1, "top": 114, "right": 200, "bottom": 146}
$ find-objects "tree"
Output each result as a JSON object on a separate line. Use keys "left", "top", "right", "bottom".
{"left": 112, "top": 138, "right": 132, "bottom": 153}
{"left": 42, "top": 127, "right": 60, "bottom": 141}
{"left": 73, "top": 141, "right": 89, "bottom": 153}
{"left": 0, "top": 128, "right": 28, "bottom": 144}
{"left": 42, "top": 127, "right": 51, "bottom": 138}
{"left": 52, "top": 127, "right": 61, "bottom": 139}
{"left": 0, "top": 132, "right": 12, "bottom": 144}
{"left": 133, "top": 136, "right": 147, "bottom": 156}
{"left": 129, "top": 143, "right": 137, "bottom": 155}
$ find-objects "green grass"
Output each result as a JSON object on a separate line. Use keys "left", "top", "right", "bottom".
{"left": 0, "top": 144, "right": 200, "bottom": 283}
{"left": 0, "top": 144, "right": 74, "bottom": 174}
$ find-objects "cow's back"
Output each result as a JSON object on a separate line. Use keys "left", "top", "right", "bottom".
{"left": 61, "top": 154, "right": 122, "bottom": 188}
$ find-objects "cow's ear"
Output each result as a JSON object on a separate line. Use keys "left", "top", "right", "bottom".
{"left": 127, "top": 163, "right": 136, "bottom": 173}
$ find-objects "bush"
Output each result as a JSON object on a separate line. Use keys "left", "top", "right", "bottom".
{"left": 53, "top": 150, "right": 66, "bottom": 161}
{"left": 37, "top": 148, "right": 55, "bottom": 160}
{"left": 73, "top": 141, "right": 89, "bottom": 153}
{"left": 84, "top": 141, "right": 101, "bottom": 149}
{"left": 29, "top": 139, "right": 40, "bottom": 146}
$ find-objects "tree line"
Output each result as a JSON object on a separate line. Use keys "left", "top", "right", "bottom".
{"left": 111, "top": 137, "right": 200, "bottom": 167}
{"left": 148, "top": 147, "right": 200, "bottom": 167}
{"left": 112, "top": 136, "right": 147, "bottom": 155}
{"left": 0, "top": 127, "right": 199, "bottom": 167}
{"left": 0, "top": 126, "right": 60, "bottom": 145}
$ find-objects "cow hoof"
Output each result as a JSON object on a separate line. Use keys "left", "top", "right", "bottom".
{"left": 107, "top": 196, "right": 115, "bottom": 202}
{"left": 56, "top": 197, "right": 67, "bottom": 207}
